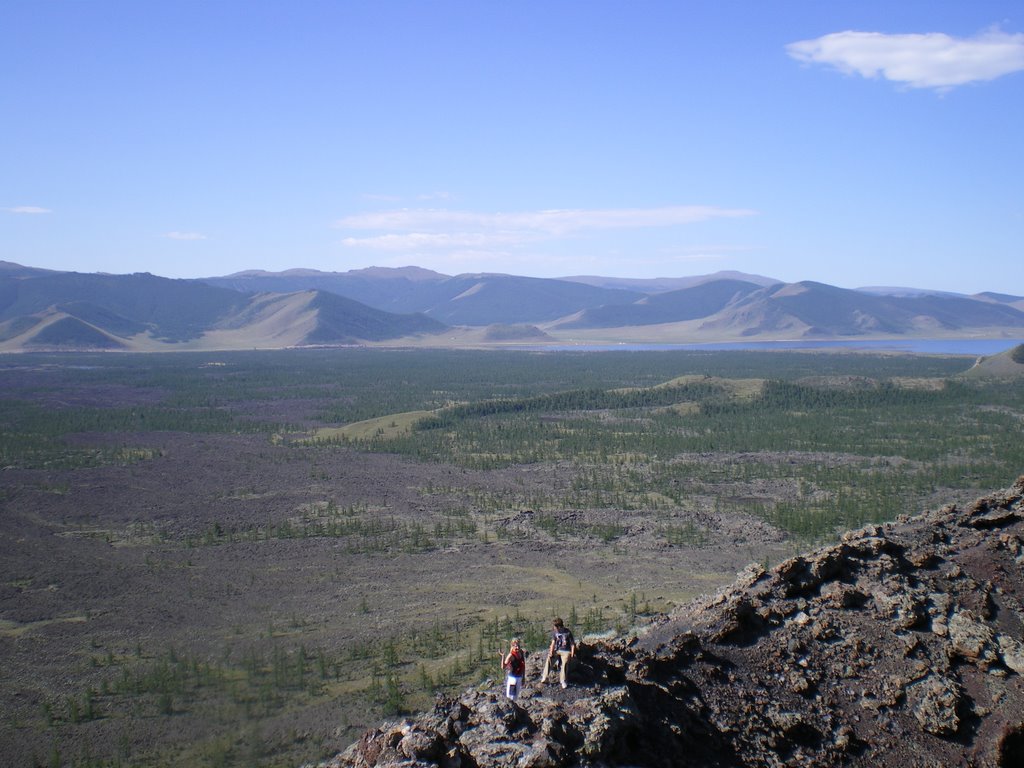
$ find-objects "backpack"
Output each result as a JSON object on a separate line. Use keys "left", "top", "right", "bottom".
{"left": 505, "top": 649, "right": 525, "bottom": 677}
{"left": 553, "top": 628, "right": 573, "bottom": 652}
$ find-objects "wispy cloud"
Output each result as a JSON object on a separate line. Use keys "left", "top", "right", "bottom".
{"left": 5, "top": 206, "right": 52, "bottom": 214}
{"left": 341, "top": 232, "right": 524, "bottom": 251}
{"left": 336, "top": 205, "right": 755, "bottom": 246}
{"left": 161, "top": 231, "right": 208, "bottom": 241}
{"left": 786, "top": 28, "right": 1024, "bottom": 90}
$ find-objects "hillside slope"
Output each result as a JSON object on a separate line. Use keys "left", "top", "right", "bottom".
{"left": 325, "top": 477, "right": 1024, "bottom": 768}
{"left": 553, "top": 279, "right": 765, "bottom": 329}
{"left": 560, "top": 270, "right": 781, "bottom": 293}
{"left": 206, "top": 266, "right": 449, "bottom": 314}
{"left": 551, "top": 280, "right": 1024, "bottom": 340}
{"left": 694, "top": 281, "right": 1024, "bottom": 339}
{"left": 961, "top": 344, "right": 1024, "bottom": 379}
{"left": 0, "top": 269, "right": 446, "bottom": 351}
{"left": 0, "top": 270, "right": 247, "bottom": 342}
{"left": 4, "top": 262, "right": 1023, "bottom": 346}
{"left": 204, "top": 267, "right": 643, "bottom": 324}
{"left": 207, "top": 267, "right": 1024, "bottom": 338}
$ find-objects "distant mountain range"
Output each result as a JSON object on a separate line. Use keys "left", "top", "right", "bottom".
{"left": 205, "top": 266, "right": 646, "bottom": 325}
{"left": 0, "top": 262, "right": 444, "bottom": 351}
{"left": 1, "top": 261, "right": 1022, "bottom": 352}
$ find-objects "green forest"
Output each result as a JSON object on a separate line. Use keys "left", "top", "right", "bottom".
{"left": 3, "top": 347, "right": 1021, "bottom": 542}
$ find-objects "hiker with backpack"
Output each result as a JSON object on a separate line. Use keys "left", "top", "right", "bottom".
{"left": 539, "top": 617, "right": 576, "bottom": 689}
{"left": 500, "top": 637, "right": 526, "bottom": 700}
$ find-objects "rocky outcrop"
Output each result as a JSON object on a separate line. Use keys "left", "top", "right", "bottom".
{"left": 318, "top": 477, "right": 1024, "bottom": 767}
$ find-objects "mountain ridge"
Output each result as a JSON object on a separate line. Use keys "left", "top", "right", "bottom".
{"left": 1, "top": 262, "right": 1022, "bottom": 352}
{"left": 204, "top": 268, "right": 647, "bottom": 323}
{"left": 0, "top": 267, "right": 445, "bottom": 351}
{"left": 201, "top": 265, "right": 1024, "bottom": 340}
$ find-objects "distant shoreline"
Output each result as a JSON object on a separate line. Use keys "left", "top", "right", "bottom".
{"left": 500, "top": 338, "right": 1024, "bottom": 355}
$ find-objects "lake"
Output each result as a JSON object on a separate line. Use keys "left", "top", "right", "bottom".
{"left": 527, "top": 339, "right": 1024, "bottom": 355}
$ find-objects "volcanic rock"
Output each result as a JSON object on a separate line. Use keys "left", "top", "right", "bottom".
{"left": 316, "top": 476, "right": 1024, "bottom": 767}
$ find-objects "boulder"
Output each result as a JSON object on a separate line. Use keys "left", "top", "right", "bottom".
{"left": 911, "top": 675, "right": 962, "bottom": 736}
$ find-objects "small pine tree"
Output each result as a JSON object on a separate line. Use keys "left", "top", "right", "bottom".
{"left": 383, "top": 675, "right": 404, "bottom": 715}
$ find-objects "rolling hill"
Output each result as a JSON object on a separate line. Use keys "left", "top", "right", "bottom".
{"left": 0, "top": 267, "right": 446, "bottom": 352}
{"left": 561, "top": 269, "right": 781, "bottom": 293}
{"left": 961, "top": 343, "right": 1024, "bottom": 379}
{"left": 204, "top": 267, "right": 644, "bottom": 325}
{"left": 553, "top": 278, "right": 766, "bottom": 329}
{"left": 1, "top": 262, "right": 1022, "bottom": 351}
{"left": 206, "top": 265, "right": 447, "bottom": 315}
{"left": 699, "top": 281, "right": 1024, "bottom": 338}
{"left": 554, "top": 279, "right": 1024, "bottom": 340}
{"left": 205, "top": 266, "right": 1024, "bottom": 341}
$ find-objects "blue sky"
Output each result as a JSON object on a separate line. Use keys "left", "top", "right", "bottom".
{"left": 2, "top": 1, "right": 1022, "bottom": 293}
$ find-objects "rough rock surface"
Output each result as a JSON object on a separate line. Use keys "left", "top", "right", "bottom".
{"left": 316, "top": 477, "right": 1024, "bottom": 767}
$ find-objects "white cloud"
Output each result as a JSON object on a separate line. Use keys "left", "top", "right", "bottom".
{"left": 161, "top": 231, "right": 208, "bottom": 241}
{"left": 335, "top": 205, "right": 757, "bottom": 275}
{"left": 5, "top": 206, "right": 52, "bottom": 214}
{"left": 335, "top": 205, "right": 755, "bottom": 239}
{"left": 786, "top": 28, "right": 1024, "bottom": 90}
